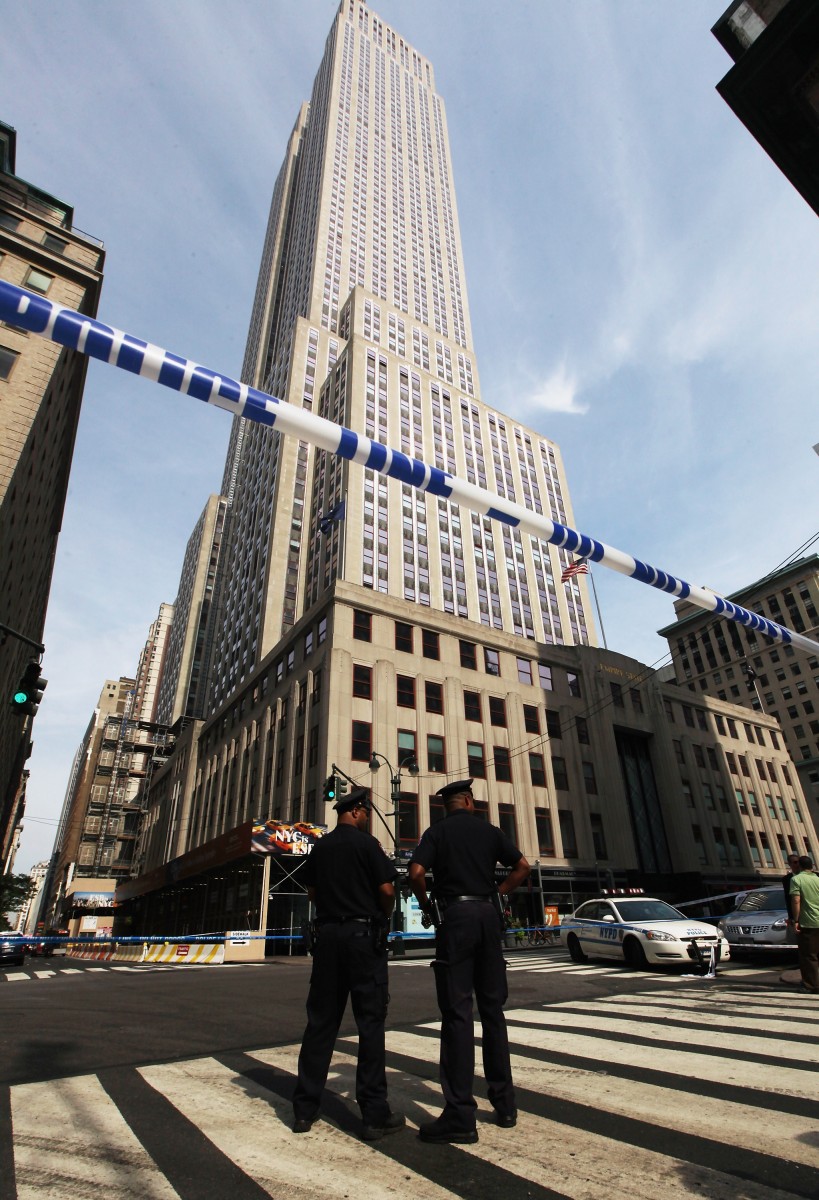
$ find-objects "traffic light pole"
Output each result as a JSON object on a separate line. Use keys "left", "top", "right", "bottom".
{"left": 0, "top": 622, "right": 45, "bottom": 655}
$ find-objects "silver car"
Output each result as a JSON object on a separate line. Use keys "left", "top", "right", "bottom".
{"left": 719, "top": 885, "right": 797, "bottom": 956}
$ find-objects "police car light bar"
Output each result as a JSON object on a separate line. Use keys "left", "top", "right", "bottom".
{"left": 2, "top": 279, "right": 818, "bottom": 657}
{"left": 602, "top": 888, "right": 645, "bottom": 896}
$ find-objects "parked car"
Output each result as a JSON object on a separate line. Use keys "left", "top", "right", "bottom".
{"left": 718, "top": 885, "right": 796, "bottom": 957}
{"left": 561, "top": 895, "right": 730, "bottom": 970}
{"left": 0, "top": 933, "right": 27, "bottom": 967}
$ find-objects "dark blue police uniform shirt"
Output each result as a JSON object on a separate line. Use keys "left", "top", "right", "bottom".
{"left": 411, "top": 810, "right": 522, "bottom": 896}
{"left": 302, "top": 824, "right": 397, "bottom": 921}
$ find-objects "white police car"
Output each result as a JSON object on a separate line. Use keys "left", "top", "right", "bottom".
{"left": 561, "top": 893, "right": 730, "bottom": 970}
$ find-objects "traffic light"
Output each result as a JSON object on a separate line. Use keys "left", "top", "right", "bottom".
{"left": 11, "top": 660, "right": 47, "bottom": 716}
{"left": 323, "top": 773, "right": 337, "bottom": 804}
{"left": 335, "top": 776, "right": 349, "bottom": 801}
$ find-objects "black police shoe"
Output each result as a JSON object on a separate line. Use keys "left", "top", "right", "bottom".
{"left": 494, "top": 1107, "right": 518, "bottom": 1128}
{"left": 361, "top": 1111, "right": 406, "bottom": 1142}
{"left": 292, "top": 1115, "right": 316, "bottom": 1133}
{"left": 418, "top": 1117, "right": 478, "bottom": 1144}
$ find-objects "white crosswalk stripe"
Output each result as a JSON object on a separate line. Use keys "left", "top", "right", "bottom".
{"left": 6, "top": 982, "right": 817, "bottom": 1199}
{"left": 392, "top": 949, "right": 770, "bottom": 981}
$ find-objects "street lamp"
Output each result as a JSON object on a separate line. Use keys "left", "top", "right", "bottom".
{"left": 369, "top": 750, "right": 419, "bottom": 840}
{"left": 369, "top": 750, "right": 419, "bottom": 958}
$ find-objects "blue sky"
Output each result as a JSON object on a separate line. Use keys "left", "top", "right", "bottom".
{"left": 4, "top": 1, "right": 818, "bottom": 871}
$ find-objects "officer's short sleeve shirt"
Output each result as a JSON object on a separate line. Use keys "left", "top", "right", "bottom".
{"left": 411, "top": 810, "right": 522, "bottom": 896}
{"left": 303, "top": 825, "right": 397, "bottom": 920}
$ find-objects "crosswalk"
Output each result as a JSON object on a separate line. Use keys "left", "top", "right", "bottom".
{"left": 5, "top": 981, "right": 817, "bottom": 1199}
{"left": 394, "top": 948, "right": 774, "bottom": 980}
{"left": 0, "top": 950, "right": 789, "bottom": 986}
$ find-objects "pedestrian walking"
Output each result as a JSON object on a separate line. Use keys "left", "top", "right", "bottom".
{"left": 408, "top": 779, "right": 530, "bottom": 1144}
{"left": 790, "top": 854, "right": 819, "bottom": 995}
{"left": 292, "top": 787, "right": 405, "bottom": 1140}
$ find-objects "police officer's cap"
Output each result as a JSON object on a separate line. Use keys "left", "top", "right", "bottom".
{"left": 334, "top": 786, "right": 371, "bottom": 813}
{"left": 435, "top": 778, "right": 474, "bottom": 803}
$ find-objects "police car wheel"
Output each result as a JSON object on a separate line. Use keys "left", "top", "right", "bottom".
{"left": 623, "top": 937, "right": 648, "bottom": 969}
{"left": 567, "top": 934, "right": 587, "bottom": 964}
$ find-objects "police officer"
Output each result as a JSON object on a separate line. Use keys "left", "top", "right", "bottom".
{"left": 408, "top": 779, "right": 530, "bottom": 1144}
{"left": 292, "top": 787, "right": 405, "bottom": 1141}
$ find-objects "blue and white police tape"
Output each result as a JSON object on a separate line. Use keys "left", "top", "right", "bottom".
{"left": 2, "top": 279, "right": 815, "bottom": 656}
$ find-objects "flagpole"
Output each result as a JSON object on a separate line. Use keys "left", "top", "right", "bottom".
{"left": 588, "top": 567, "right": 608, "bottom": 650}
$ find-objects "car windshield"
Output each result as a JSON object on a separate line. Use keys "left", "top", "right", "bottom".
{"left": 735, "top": 890, "right": 784, "bottom": 914}
{"left": 613, "top": 900, "right": 684, "bottom": 922}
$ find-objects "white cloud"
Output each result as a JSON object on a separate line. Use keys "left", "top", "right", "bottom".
{"left": 525, "top": 363, "right": 588, "bottom": 416}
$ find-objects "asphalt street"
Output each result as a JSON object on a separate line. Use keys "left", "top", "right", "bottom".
{"left": 1, "top": 948, "right": 816, "bottom": 1200}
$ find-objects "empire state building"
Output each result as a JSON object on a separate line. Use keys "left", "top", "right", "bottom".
{"left": 173, "top": 0, "right": 595, "bottom": 860}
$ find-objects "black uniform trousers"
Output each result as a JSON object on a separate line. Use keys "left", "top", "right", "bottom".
{"left": 431, "top": 899, "right": 514, "bottom": 1130}
{"left": 293, "top": 922, "right": 390, "bottom": 1124}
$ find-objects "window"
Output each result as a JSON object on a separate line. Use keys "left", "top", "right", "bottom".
{"left": 523, "top": 704, "right": 540, "bottom": 734}
{"left": 459, "top": 640, "right": 477, "bottom": 670}
{"left": 552, "top": 755, "right": 569, "bottom": 790}
{"left": 590, "top": 813, "right": 608, "bottom": 859}
{"left": 494, "top": 747, "right": 512, "bottom": 782}
{"left": 691, "top": 824, "right": 708, "bottom": 866}
{"left": 517, "top": 658, "right": 532, "bottom": 685}
{"left": 529, "top": 752, "right": 547, "bottom": 787}
{"left": 630, "top": 688, "right": 643, "bottom": 713}
{"left": 0, "top": 213, "right": 21, "bottom": 231}
{"left": 352, "top": 665, "right": 372, "bottom": 699}
{"left": 467, "top": 742, "right": 486, "bottom": 778}
{"left": 558, "top": 809, "right": 578, "bottom": 857}
{"left": 353, "top": 610, "right": 371, "bottom": 641}
{"left": 538, "top": 664, "right": 553, "bottom": 691}
{"left": 673, "top": 739, "right": 685, "bottom": 765}
{"left": 427, "top": 734, "right": 445, "bottom": 773}
{"left": 582, "top": 761, "right": 597, "bottom": 794}
{"left": 351, "top": 720, "right": 371, "bottom": 761}
{"left": 397, "top": 792, "right": 419, "bottom": 848}
{"left": 682, "top": 705, "right": 695, "bottom": 728}
{"left": 488, "top": 696, "right": 506, "bottom": 727}
{"left": 395, "top": 621, "right": 413, "bottom": 652}
{"left": 498, "top": 803, "right": 516, "bottom": 841}
{"left": 535, "top": 808, "right": 554, "bottom": 855}
{"left": 610, "top": 682, "right": 623, "bottom": 708}
{"left": 545, "top": 710, "right": 561, "bottom": 739}
{"left": 575, "top": 716, "right": 589, "bottom": 744}
{"left": 24, "top": 267, "right": 53, "bottom": 293}
{"left": 422, "top": 630, "right": 440, "bottom": 660}
{"left": 317, "top": 617, "right": 327, "bottom": 645}
{"left": 484, "top": 648, "right": 500, "bottom": 676}
{"left": 463, "top": 691, "right": 481, "bottom": 722}
{"left": 425, "top": 681, "right": 443, "bottom": 714}
{"left": 397, "top": 675, "right": 416, "bottom": 708}
{"left": 42, "top": 232, "right": 68, "bottom": 254}
{"left": 0, "top": 345, "right": 19, "bottom": 381}
{"left": 567, "top": 672, "right": 581, "bottom": 698}
{"left": 398, "top": 729, "right": 417, "bottom": 769}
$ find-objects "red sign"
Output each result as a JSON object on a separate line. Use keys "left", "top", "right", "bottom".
{"left": 175, "top": 944, "right": 189, "bottom": 957}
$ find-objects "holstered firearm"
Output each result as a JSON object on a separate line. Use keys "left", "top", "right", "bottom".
{"left": 492, "top": 889, "right": 511, "bottom": 930}
{"left": 302, "top": 919, "right": 319, "bottom": 955}
{"left": 372, "top": 917, "right": 389, "bottom": 955}
{"left": 421, "top": 894, "right": 442, "bottom": 929}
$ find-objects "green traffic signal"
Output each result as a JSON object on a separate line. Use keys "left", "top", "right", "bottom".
{"left": 10, "top": 660, "right": 47, "bottom": 716}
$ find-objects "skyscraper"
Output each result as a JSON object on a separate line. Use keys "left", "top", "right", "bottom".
{"left": 126, "top": 1, "right": 817, "bottom": 934}
{"left": 0, "top": 120, "right": 104, "bottom": 867}
{"left": 208, "top": 0, "right": 594, "bottom": 716}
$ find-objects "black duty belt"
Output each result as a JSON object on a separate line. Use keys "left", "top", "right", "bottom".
{"left": 318, "top": 917, "right": 374, "bottom": 926}
{"left": 441, "top": 895, "right": 492, "bottom": 905}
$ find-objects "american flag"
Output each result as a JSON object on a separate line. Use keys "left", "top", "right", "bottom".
{"left": 561, "top": 557, "right": 589, "bottom": 583}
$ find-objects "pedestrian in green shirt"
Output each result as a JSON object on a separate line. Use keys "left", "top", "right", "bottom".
{"left": 790, "top": 855, "right": 819, "bottom": 994}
